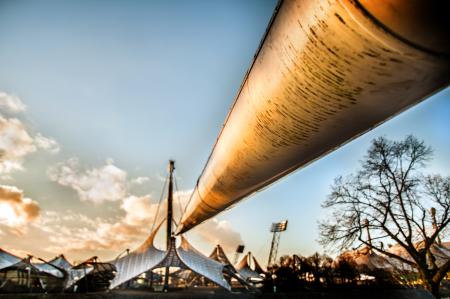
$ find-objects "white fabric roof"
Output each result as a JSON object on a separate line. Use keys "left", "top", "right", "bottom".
{"left": 235, "top": 252, "right": 264, "bottom": 281}
{"left": 109, "top": 222, "right": 231, "bottom": 290}
{"left": 0, "top": 248, "right": 23, "bottom": 271}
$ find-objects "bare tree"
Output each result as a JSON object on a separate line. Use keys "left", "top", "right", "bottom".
{"left": 319, "top": 136, "right": 450, "bottom": 299}
{"left": 333, "top": 256, "right": 359, "bottom": 284}
{"left": 306, "top": 252, "right": 333, "bottom": 285}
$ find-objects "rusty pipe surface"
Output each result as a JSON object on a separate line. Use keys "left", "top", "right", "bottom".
{"left": 177, "top": 0, "right": 450, "bottom": 234}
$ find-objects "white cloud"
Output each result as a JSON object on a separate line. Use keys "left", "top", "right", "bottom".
{"left": 130, "top": 176, "right": 150, "bottom": 185}
{"left": 34, "top": 133, "right": 60, "bottom": 153}
{"left": 121, "top": 195, "right": 158, "bottom": 226}
{"left": 48, "top": 158, "right": 127, "bottom": 204}
{"left": 0, "top": 185, "right": 40, "bottom": 235}
{"left": 0, "top": 116, "right": 36, "bottom": 173}
{"left": 35, "top": 195, "right": 160, "bottom": 254}
{"left": 28, "top": 168, "right": 241, "bottom": 257}
{"left": 0, "top": 91, "right": 26, "bottom": 113}
{"left": 171, "top": 188, "right": 243, "bottom": 252}
{"left": 192, "top": 217, "right": 243, "bottom": 253}
{"left": 0, "top": 116, "right": 61, "bottom": 174}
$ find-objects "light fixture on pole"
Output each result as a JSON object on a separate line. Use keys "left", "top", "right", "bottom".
{"left": 267, "top": 220, "right": 288, "bottom": 268}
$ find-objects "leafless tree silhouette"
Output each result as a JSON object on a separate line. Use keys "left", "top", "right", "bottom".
{"left": 320, "top": 136, "right": 450, "bottom": 298}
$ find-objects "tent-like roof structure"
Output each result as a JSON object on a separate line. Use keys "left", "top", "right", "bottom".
{"left": 49, "top": 255, "right": 72, "bottom": 271}
{"left": 209, "top": 245, "right": 234, "bottom": 269}
{"left": 386, "top": 242, "right": 450, "bottom": 271}
{"left": 0, "top": 248, "right": 28, "bottom": 272}
{"left": 0, "top": 249, "right": 68, "bottom": 283}
{"left": 235, "top": 252, "right": 265, "bottom": 281}
{"left": 339, "top": 247, "right": 392, "bottom": 271}
{"left": 0, "top": 249, "right": 65, "bottom": 292}
{"left": 47, "top": 254, "right": 94, "bottom": 289}
{"left": 431, "top": 242, "right": 450, "bottom": 265}
{"left": 33, "top": 262, "right": 64, "bottom": 278}
{"left": 208, "top": 245, "right": 259, "bottom": 290}
{"left": 110, "top": 222, "right": 231, "bottom": 290}
{"left": 340, "top": 242, "right": 450, "bottom": 273}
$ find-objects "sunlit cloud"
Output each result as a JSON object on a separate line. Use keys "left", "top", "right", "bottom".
{"left": 43, "top": 158, "right": 165, "bottom": 254}
{"left": 35, "top": 195, "right": 160, "bottom": 255}
{"left": 130, "top": 176, "right": 150, "bottom": 185}
{"left": 0, "top": 185, "right": 40, "bottom": 235}
{"left": 172, "top": 189, "right": 243, "bottom": 252}
{"left": 192, "top": 217, "right": 243, "bottom": 253}
{"left": 30, "top": 185, "right": 242, "bottom": 258}
{"left": 0, "top": 116, "right": 36, "bottom": 173}
{"left": 121, "top": 195, "right": 158, "bottom": 226}
{"left": 2, "top": 246, "right": 33, "bottom": 258}
{"left": 0, "top": 115, "right": 61, "bottom": 174}
{"left": 34, "top": 133, "right": 60, "bottom": 153}
{"left": 0, "top": 91, "right": 26, "bottom": 113}
{"left": 48, "top": 158, "right": 127, "bottom": 204}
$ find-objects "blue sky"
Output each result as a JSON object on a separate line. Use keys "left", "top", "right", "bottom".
{"left": 0, "top": 0, "right": 448, "bottom": 264}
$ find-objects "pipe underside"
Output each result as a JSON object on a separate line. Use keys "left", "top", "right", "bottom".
{"left": 177, "top": 0, "right": 450, "bottom": 234}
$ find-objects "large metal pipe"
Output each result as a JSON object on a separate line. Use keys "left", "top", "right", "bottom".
{"left": 177, "top": 0, "right": 450, "bottom": 234}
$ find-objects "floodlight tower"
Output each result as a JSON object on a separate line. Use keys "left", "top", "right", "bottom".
{"left": 233, "top": 245, "right": 245, "bottom": 265}
{"left": 267, "top": 220, "right": 288, "bottom": 268}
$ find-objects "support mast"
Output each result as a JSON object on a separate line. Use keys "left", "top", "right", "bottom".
{"left": 163, "top": 160, "right": 175, "bottom": 291}
{"left": 167, "top": 160, "right": 175, "bottom": 248}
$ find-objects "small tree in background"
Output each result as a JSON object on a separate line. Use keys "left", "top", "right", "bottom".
{"left": 273, "top": 255, "right": 298, "bottom": 292}
{"left": 319, "top": 136, "right": 450, "bottom": 299}
{"left": 334, "top": 256, "right": 359, "bottom": 285}
{"left": 306, "top": 252, "right": 333, "bottom": 286}
{"left": 293, "top": 255, "right": 312, "bottom": 283}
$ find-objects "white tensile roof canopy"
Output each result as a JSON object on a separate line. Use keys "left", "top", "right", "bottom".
{"left": 0, "top": 248, "right": 33, "bottom": 272}
{"left": 110, "top": 161, "right": 232, "bottom": 291}
{"left": 235, "top": 252, "right": 265, "bottom": 281}
{"left": 109, "top": 221, "right": 231, "bottom": 290}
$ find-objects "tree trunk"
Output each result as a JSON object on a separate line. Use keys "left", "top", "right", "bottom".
{"left": 422, "top": 277, "right": 441, "bottom": 299}
{"left": 429, "top": 282, "right": 441, "bottom": 299}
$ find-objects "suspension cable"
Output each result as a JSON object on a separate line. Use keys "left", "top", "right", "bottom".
{"left": 180, "top": 179, "right": 197, "bottom": 220}
{"left": 150, "top": 174, "right": 169, "bottom": 234}
{"left": 173, "top": 176, "right": 184, "bottom": 225}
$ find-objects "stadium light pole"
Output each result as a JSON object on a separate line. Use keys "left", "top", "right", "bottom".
{"left": 267, "top": 220, "right": 288, "bottom": 268}
{"left": 233, "top": 245, "right": 245, "bottom": 265}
